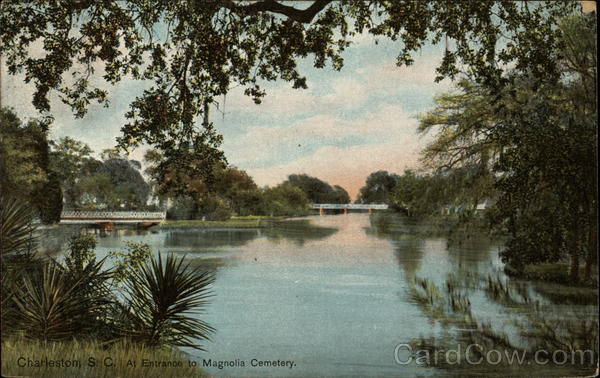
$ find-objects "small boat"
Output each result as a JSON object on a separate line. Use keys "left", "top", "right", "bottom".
{"left": 96, "top": 221, "right": 115, "bottom": 231}
{"left": 137, "top": 222, "right": 159, "bottom": 228}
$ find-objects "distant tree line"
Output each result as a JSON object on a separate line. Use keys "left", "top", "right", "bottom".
{"left": 356, "top": 168, "right": 493, "bottom": 218}
{"left": 144, "top": 149, "right": 349, "bottom": 220}
{"left": 1, "top": 111, "right": 350, "bottom": 223}
{"left": 50, "top": 139, "right": 151, "bottom": 211}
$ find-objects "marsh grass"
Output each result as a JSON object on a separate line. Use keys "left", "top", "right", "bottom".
{"left": 408, "top": 273, "right": 598, "bottom": 371}
{"left": 1, "top": 336, "right": 207, "bottom": 377}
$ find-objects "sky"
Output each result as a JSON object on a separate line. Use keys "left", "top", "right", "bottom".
{"left": 1, "top": 31, "right": 454, "bottom": 201}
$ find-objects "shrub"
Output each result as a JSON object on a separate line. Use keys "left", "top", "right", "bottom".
{"left": 64, "top": 233, "right": 96, "bottom": 272}
{"left": 109, "top": 241, "right": 153, "bottom": 286}
{"left": 8, "top": 259, "right": 111, "bottom": 342}
{"left": 118, "top": 253, "right": 214, "bottom": 350}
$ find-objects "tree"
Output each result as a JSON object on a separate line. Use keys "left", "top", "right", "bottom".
{"left": 284, "top": 174, "right": 348, "bottom": 204}
{"left": 211, "top": 165, "right": 259, "bottom": 214}
{"left": 0, "top": 1, "right": 580, "bottom": 183}
{"left": 99, "top": 158, "right": 150, "bottom": 209}
{"left": 417, "top": 80, "right": 499, "bottom": 209}
{"left": 492, "top": 75, "right": 596, "bottom": 281}
{"left": 492, "top": 14, "right": 596, "bottom": 282}
{"left": 50, "top": 137, "right": 151, "bottom": 210}
{"left": 262, "top": 183, "right": 311, "bottom": 216}
{"left": 415, "top": 13, "right": 597, "bottom": 282}
{"left": 357, "top": 171, "right": 399, "bottom": 204}
{"left": 49, "top": 137, "right": 97, "bottom": 208}
{"left": 142, "top": 139, "right": 225, "bottom": 203}
{"left": 36, "top": 172, "right": 64, "bottom": 223}
{"left": 78, "top": 172, "right": 117, "bottom": 209}
{"left": 418, "top": 80, "right": 499, "bottom": 172}
{"left": 331, "top": 185, "right": 350, "bottom": 204}
{"left": 0, "top": 108, "right": 63, "bottom": 223}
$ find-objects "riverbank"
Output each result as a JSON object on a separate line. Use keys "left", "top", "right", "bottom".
{"left": 504, "top": 262, "right": 598, "bottom": 288}
{"left": 1, "top": 337, "right": 207, "bottom": 378}
{"left": 159, "top": 215, "right": 294, "bottom": 229}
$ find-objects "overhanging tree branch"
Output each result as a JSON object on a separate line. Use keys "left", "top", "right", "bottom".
{"left": 220, "top": 0, "right": 333, "bottom": 23}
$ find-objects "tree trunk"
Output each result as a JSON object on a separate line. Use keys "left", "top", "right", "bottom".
{"left": 202, "top": 99, "right": 210, "bottom": 128}
{"left": 569, "top": 233, "right": 581, "bottom": 283}
{"left": 584, "top": 217, "right": 597, "bottom": 282}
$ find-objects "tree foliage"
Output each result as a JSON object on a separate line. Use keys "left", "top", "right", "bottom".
{"left": 0, "top": 108, "right": 63, "bottom": 223}
{"left": 0, "top": 1, "right": 579, "bottom": 164}
{"left": 356, "top": 170, "right": 399, "bottom": 204}
{"left": 284, "top": 173, "right": 348, "bottom": 204}
{"left": 387, "top": 167, "right": 494, "bottom": 218}
{"left": 416, "top": 13, "right": 597, "bottom": 282}
{"left": 262, "top": 183, "right": 311, "bottom": 216}
{"left": 51, "top": 137, "right": 150, "bottom": 210}
{"left": 49, "top": 136, "right": 97, "bottom": 207}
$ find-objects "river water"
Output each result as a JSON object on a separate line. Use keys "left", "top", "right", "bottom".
{"left": 85, "top": 213, "right": 597, "bottom": 376}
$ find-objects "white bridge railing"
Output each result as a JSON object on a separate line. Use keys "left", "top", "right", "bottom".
{"left": 60, "top": 211, "right": 166, "bottom": 224}
{"left": 311, "top": 204, "right": 388, "bottom": 210}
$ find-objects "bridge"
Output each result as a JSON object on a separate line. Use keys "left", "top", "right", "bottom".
{"left": 312, "top": 203, "right": 388, "bottom": 214}
{"left": 60, "top": 211, "right": 166, "bottom": 229}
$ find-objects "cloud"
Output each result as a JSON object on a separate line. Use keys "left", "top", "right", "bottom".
{"left": 247, "top": 136, "right": 429, "bottom": 201}
{"left": 217, "top": 51, "right": 451, "bottom": 123}
{"left": 224, "top": 103, "right": 434, "bottom": 199}
{"left": 2, "top": 32, "right": 449, "bottom": 201}
{"left": 223, "top": 103, "right": 419, "bottom": 165}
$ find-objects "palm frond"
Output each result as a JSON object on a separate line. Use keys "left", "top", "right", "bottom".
{"left": 0, "top": 197, "right": 37, "bottom": 255}
{"left": 9, "top": 259, "right": 113, "bottom": 342}
{"left": 119, "top": 253, "right": 215, "bottom": 350}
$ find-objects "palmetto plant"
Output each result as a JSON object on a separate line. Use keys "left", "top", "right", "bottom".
{"left": 0, "top": 196, "right": 37, "bottom": 255}
{"left": 118, "top": 253, "right": 215, "bottom": 350}
{"left": 8, "top": 259, "right": 113, "bottom": 342}
{"left": 1, "top": 198, "right": 216, "bottom": 348}
{"left": 1, "top": 197, "right": 40, "bottom": 338}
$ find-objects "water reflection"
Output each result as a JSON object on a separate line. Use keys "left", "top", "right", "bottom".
{"left": 35, "top": 225, "right": 85, "bottom": 255}
{"left": 79, "top": 213, "right": 598, "bottom": 376}
{"left": 262, "top": 219, "right": 337, "bottom": 246}
{"left": 188, "top": 256, "right": 228, "bottom": 274}
{"left": 165, "top": 229, "right": 261, "bottom": 249}
{"left": 392, "top": 240, "right": 425, "bottom": 281}
{"left": 368, "top": 213, "right": 598, "bottom": 376}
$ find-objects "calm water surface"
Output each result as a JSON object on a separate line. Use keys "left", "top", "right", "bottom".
{"left": 84, "top": 214, "right": 596, "bottom": 376}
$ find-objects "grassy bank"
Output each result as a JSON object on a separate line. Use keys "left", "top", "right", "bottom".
{"left": 159, "top": 215, "right": 288, "bottom": 229}
{"left": 1, "top": 337, "right": 207, "bottom": 378}
{"left": 504, "top": 262, "right": 598, "bottom": 287}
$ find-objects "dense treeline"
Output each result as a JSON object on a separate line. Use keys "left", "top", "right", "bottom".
{"left": 357, "top": 14, "right": 597, "bottom": 284}
{"left": 356, "top": 168, "right": 493, "bottom": 218}
{"left": 284, "top": 174, "right": 350, "bottom": 204}
{"left": 0, "top": 110, "right": 63, "bottom": 223}
{"left": 1, "top": 112, "right": 152, "bottom": 221}
{"left": 145, "top": 149, "right": 348, "bottom": 220}
{"left": 50, "top": 139, "right": 151, "bottom": 211}
{"left": 1, "top": 111, "right": 349, "bottom": 222}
